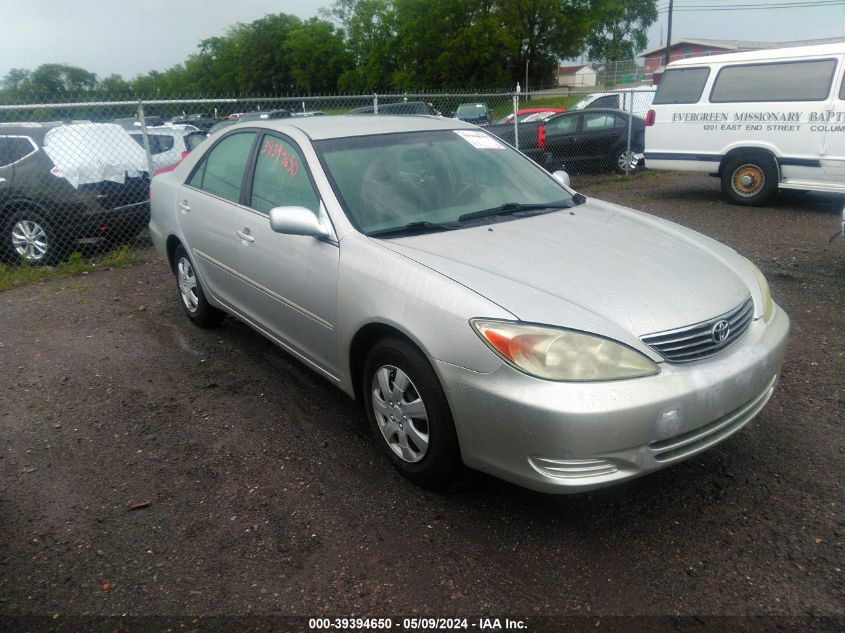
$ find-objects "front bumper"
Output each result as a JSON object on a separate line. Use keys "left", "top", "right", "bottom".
{"left": 435, "top": 305, "right": 790, "bottom": 493}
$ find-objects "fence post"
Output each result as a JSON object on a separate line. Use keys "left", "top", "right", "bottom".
{"left": 513, "top": 83, "right": 520, "bottom": 150}
{"left": 625, "top": 89, "right": 634, "bottom": 175}
{"left": 136, "top": 102, "right": 155, "bottom": 177}
{"left": 373, "top": 93, "right": 379, "bottom": 114}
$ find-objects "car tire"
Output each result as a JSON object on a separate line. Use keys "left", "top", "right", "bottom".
{"left": 3, "top": 210, "right": 63, "bottom": 266}
{"left": 615, "top": 148, "right": 640, "bottom": 174}
{"left": 721, "top": 154, "right": 778, "bottom": 206}
{"left": 363, "top": 337, "right": 462, "bottom": 490}
{"left": 172, "top": 245, "right": 225, "bottom": 328}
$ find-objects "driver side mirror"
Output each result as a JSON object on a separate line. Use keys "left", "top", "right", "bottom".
{"left": 269, "top": 206, "right": 331, "bottom": 240}
{"left": 552, "top": 170, "right": 571, "bottom": 188}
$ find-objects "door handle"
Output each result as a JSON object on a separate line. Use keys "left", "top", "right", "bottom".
{"left": 178, "top": 201, "right": 190, "bottom": 213}
{"left": 236, "top": 229, "right": 254, "bottom": 243}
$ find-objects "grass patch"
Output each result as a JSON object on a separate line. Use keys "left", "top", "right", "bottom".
{"left": 0, "top": 246, "right": 142, "bottom": 293}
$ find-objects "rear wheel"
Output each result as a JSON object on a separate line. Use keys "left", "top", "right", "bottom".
{"left": 615, "top": 148, "right": 641, "bottom": 174}
{"left": 172, "top": 245, "right": 225, "bottom": 328}
{"left": 721, "top": 154, "right": 778, "bottom": 206}
{"left": 4, "top": 211, "right": 63, "bottom": 265}
{"left": 363, "top": 337, "right": 462, "bottom": 489}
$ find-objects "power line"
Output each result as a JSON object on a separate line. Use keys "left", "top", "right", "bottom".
{"left": 657, "top": 0, "right": 845, "bottom": 11}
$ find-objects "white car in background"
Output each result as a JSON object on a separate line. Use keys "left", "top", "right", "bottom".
{"left": 572, "top": 87, "right": 657, "bottom": 117}
{"left": 128, "top": 125, "right": 207, "bottom": 170}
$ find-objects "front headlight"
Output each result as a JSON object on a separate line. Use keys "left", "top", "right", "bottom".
{"left": 742, "top": 258, "right": 774, "bottom": 321}
{"left": 471, "top": 320, "right": 659, "bottom": 382}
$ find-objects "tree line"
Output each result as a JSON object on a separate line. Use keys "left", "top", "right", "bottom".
{"left": 0, "top": 0, "right": 656, "bottom": 101}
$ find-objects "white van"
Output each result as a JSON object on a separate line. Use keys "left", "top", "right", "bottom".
{"left": 645, "top": 42, "right": 845, "bottom": 205}
{"left": 573, "top": 87, "right": 656, "bottom": 117}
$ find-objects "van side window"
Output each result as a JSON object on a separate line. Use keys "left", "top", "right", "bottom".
{"left": 710, "top": 59, "right": 836, "bottom": 103}
{"left": 840, "top": 74, "right": 845, "bottom": 100}
{"left": 653, "top": 68, "right": 710, "bottom": 104}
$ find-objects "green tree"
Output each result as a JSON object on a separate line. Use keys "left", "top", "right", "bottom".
{"left": 586, "top": 0, "right": 657, "bottom": 62}
{"left": 285, "top": 18, "right": 352, "bottom": 93}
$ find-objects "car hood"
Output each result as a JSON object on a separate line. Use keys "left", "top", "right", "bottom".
{"left": 377, "top": 198, "right": 755, "bottom": 343}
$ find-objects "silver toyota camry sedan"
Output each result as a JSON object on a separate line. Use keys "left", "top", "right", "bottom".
{"left": 149, "top": 115, "right": 790, "bottom": 493}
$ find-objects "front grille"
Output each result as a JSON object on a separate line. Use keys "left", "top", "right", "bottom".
{"left": 640, "top": 296, "right": 754, "bottom": 363}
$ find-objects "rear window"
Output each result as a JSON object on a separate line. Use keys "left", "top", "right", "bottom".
{"left": 653, "top": 68, "right": 710, "bottom": 104}
{"left": 710, "top": 59, "right": 836, "bottom": 103}
{"left": 585, "top": 95, "right": 619, "bottom": 109}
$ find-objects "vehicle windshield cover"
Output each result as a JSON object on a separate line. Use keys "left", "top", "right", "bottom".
{"left": 314, "top": 130, "right": 571, "bottom": 234}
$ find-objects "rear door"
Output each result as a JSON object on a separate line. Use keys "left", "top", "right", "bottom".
{"left": 543, "top": 113, "right": 583, "bottom": 169}
{"left": 177, "top": 130, "right": 258, "bottom": 309}
{"left": 578, "top": 112, "right": 627, "bottom": 165}
{"left": 823, "top": 62, "right": 845, "bottom": 180}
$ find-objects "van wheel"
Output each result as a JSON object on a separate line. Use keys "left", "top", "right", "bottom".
{"left": 721, "top": 154, "right": 778, "bottom": 206}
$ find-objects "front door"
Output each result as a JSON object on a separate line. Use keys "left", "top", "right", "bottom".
{"left": 230, "top": 132, "right": 340, "bottom": 376}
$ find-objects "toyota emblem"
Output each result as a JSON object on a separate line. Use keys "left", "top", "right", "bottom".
{"left": 711, "top": 319, "right": 730, "bottom": 343}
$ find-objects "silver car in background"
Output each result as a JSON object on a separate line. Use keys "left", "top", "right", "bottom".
{"left": 149, "top": 115, "right": 789, "bottom": 493}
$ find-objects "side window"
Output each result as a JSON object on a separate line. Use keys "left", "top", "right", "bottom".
{"left": 188, "top": 131, "right": 256, "bottom": 203}
{"left": 839, "top": 72, "right": 845, "bottom": 100}
{"left": 0, "top": 137, "right": 36, "bottom": 166}
{"left": 250, "top": 135, "right": 320, "bottom": 215}
{"left": 184, "top": 132, "right": 207, "bottom": 153}
{"left": 710, "top": 59, "right": 836, "bottom": 103}
{"left": 653, "top": 67, "right": 710, "bottom": 104}
{"left": 583, "top": 113, "right": 617, "bottom": 130}
{"left": 548, "top": 115, "right": 578, "bottom": 134}
{"left": 586, "top": 95, "right": 619, "bottom": 109}
{"left": 155, "top": 135, "right": 174, "bottom": 153}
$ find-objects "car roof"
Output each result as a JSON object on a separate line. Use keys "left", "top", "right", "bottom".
{"left": 0, "top": 121, "right": 62, "bottom": 141}
{"left": 251, "top": 114, "right": 478, "bottom": 140}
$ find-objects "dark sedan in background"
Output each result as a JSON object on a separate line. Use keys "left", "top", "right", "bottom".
{"left": 487, "top": 108, "right": 645, "bottom": 174}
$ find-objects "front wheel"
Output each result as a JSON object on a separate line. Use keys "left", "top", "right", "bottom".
{"left": 363, "top": 338, "right": 462, "bottom": 489}
{"left": 172, "top": 245, "right": 225, "bottom": 328}
{"left": 721, "top": 154, "right": 778, "bottom": 206}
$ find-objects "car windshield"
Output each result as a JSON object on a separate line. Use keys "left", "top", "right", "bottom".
{"left": 314, "top": 129, "right": 572, "bottom": 235}
{"left": 456, "top": 104, "right": 486, "bottom": 116}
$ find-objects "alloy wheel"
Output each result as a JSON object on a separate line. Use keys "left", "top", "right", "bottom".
{"left": 11, "top": 219, "right": 49, "bottom": 263}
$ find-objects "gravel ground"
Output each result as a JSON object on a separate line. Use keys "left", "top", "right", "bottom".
{"left": 0, "top": 171, "right": 842, "bottom": 630}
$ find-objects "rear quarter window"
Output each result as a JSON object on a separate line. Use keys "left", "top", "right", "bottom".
{"left": 653, "top": 68, "right": 710, "bottom": 105}
{"left": 0, "top": 136, "right": 37, "bottom": 167}
{"left": 710, "top": 59, "right": 837, "bottom": 103}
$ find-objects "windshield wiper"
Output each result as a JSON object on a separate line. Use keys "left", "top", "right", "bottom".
{"left": 367, "top": 221, "right": 461, "bottom": 238}
{"left": 458, "top": 201, "right": 576, "bottom": 222}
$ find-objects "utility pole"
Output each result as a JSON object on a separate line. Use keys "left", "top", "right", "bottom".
{"left": 664, "top": 0, "right": 674, "bottom": 67}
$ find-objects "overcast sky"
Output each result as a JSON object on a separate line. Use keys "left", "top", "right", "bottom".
{"left": 1, "top": 0, "right": 843, "bottom": 80}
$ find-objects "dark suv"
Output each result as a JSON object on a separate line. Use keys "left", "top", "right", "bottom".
{"left": 0, "top": 122, "right": 150, "bottom": 264}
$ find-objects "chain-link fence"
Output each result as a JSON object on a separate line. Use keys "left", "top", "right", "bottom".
{"left": 0, "top": 90, "right": 647, "bottom": 265}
